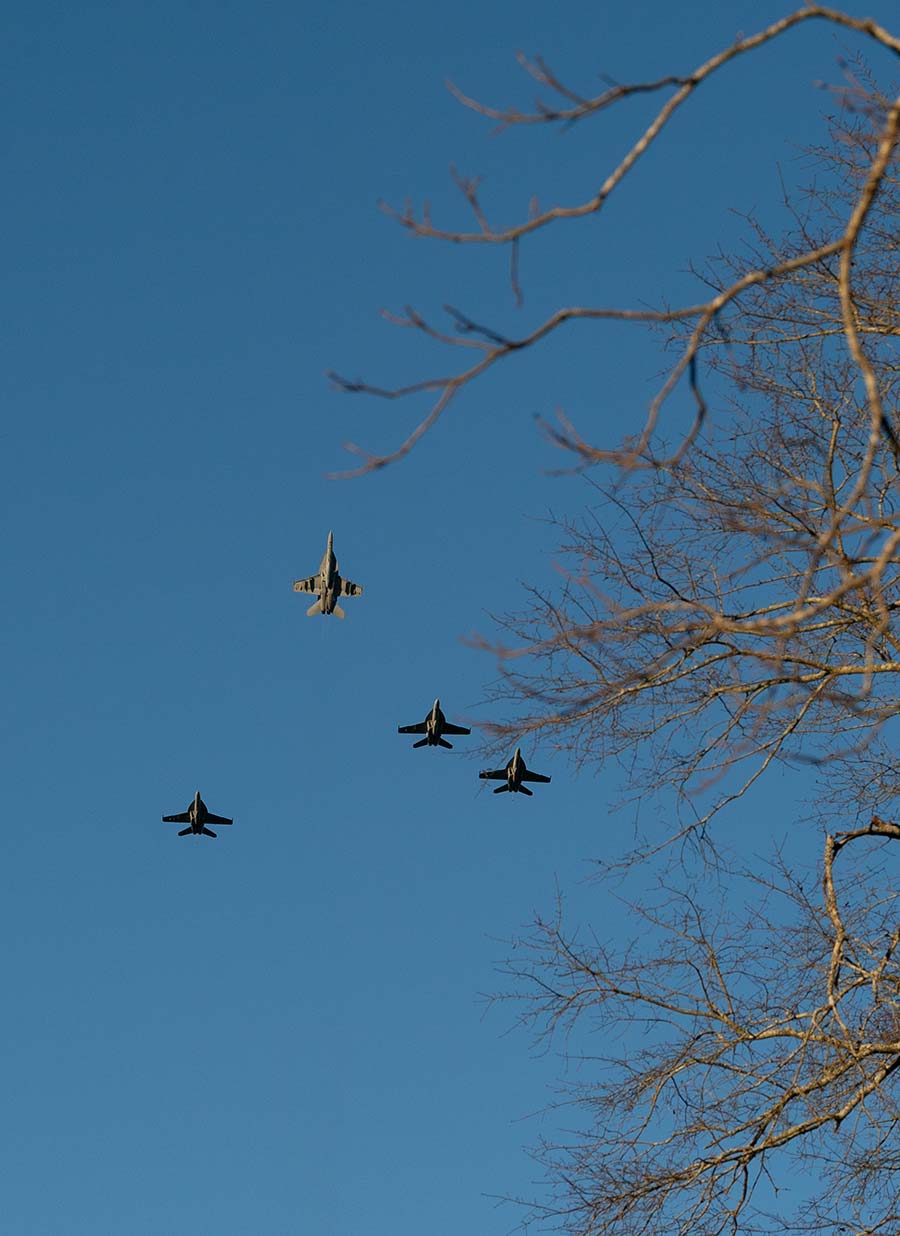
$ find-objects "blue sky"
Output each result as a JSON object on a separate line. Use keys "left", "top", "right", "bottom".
{"left": 2, "top": 3, "right": 897, "bottom": 1233}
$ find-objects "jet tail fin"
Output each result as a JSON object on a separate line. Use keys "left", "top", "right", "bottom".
{"left": 333, "top": 604, "right": 345, "bottom": 620}
{"left": 178, "top": 827, "right": 192, "bottom": 837}
{"left": 201, "top": 827, "right": 217, "bottom": 838}
{"left": 306, "top": 600, "right": 323, "bottom": 617}
{"left": 437, "top": 738, "right": 453, "bottom": 749}
{"left": 412, "top": 737, "right": 429, "bottom": 749}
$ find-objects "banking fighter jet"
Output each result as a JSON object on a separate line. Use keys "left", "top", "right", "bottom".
{"left": 479, "top": 748, "right": 551, "bottom": 796}
{"left": 398, "top": 698, "right": 471, "bottom": 749}
{"left": 163, "top": 791, "right": 233, "bottom": 838}
{"left": 292, "top": 531, "right": 363, "bottom": 618}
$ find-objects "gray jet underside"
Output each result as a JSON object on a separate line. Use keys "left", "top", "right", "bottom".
{"left": 398, "top": 698, "right": 471, "bottom": 749}
{"left": 479, "top": 748, "right": 551, "bottom": 796}
{"left": 163, "top": 791, "right": 233, "bottom": 838}
{"left": 293, "top": 531, "right": 362, "bottom": 619}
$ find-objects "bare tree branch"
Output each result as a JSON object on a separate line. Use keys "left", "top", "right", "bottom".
{"left": 492, "top": 821, "right": 900, "bottom": 1233}
{"left": 335, "top": 7, "right": 899, "bottom": 478}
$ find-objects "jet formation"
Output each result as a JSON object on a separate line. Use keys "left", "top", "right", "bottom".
{"left": 163, "top": 791, "right": 233, "bottom": 838}
{"left": 398, "top": 698, "right": 471, "bottom": 749}
{"left": 163, "top": 534, "right": 552, "bottom": 836}
{"left": 292, "top": 531, "right": 363, "bottom": 619}
{"left": 479, "top": 748, "right": 552, "bottom": 796}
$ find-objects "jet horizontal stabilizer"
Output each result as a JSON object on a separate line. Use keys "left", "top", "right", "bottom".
{"left": 306, "top": 600, "right": 323, "bottom": 617}
{"left": 178, "top": 827, "right": 192, "bottom": 836}
{"left": 412, "top": 737, "right": 429, "bottom": 749}
{"left": 438, "top": 738, "right": 453, "bottom": 749}
{"left": 201, "top": 827, "right": 217, "bottom": 838}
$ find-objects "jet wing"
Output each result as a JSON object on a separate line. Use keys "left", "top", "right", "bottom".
{"left": 443, "top": 723, "right": 471, "bottom": 736}
{"left": 398, "top": 723, "right": 427, "bottom": 734}
{"left": 479, "top": 769, "right": 506, "bottom": 781}
{"left": 205, "top": 813, "right": 233, "bottom": 826}
{"left": 339, "top": 578, "right": 363, "bottom": 597}
{"left": 521, "top": 771, "right": 551, "bottom": 783}
{"left": 293, "top": 576, "right": 319, "bottom": 594}
{"left": 163, "top": 812, "right": 191, "bottom": 823}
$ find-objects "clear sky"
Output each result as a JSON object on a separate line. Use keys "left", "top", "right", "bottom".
{"left": 2, "top": 3, "right": 897, "bottom": 1233}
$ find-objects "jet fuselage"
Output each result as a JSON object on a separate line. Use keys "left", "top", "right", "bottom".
{"left": 507, "top": 748, "right": 526, "bottom": 791}
{"left": 189, "top": 791, "right": 207, "bottom": 833}
{"left": 318, "top": 533, "right": 341, "bottom": 613}
{"left": 320, "top": 533, "right": 337, "bottom": 587}
{"left": 424, "top": 699, "right": 446, "bottom": 745}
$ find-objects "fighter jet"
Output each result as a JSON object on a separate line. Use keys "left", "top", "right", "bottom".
{"left": 292, "top": 531, "right": 363, "bottom": 618}
{"left": 479, "top": 748, "right": 551, "bottom": 796}
{"left": 398, "top": 698, "right": 471, "bottom": 749}
{"left": 162, "top": 791, "right": 233, "bottom": 838}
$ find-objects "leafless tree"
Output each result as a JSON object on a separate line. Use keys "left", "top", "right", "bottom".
{"left": 332, "top": 6, "right": 899, "bottom": 483}
{"left": 333, "top": 9, "right": 900, "bottom": 1232}
{"left": 331, "top": 6, "right": 899, "bottom": 831}
{"left": 493, "top": 818, "right": 900, "bottom": 1235}
{"left": 474, "top": 86, "right": 900, "bottom": 839}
